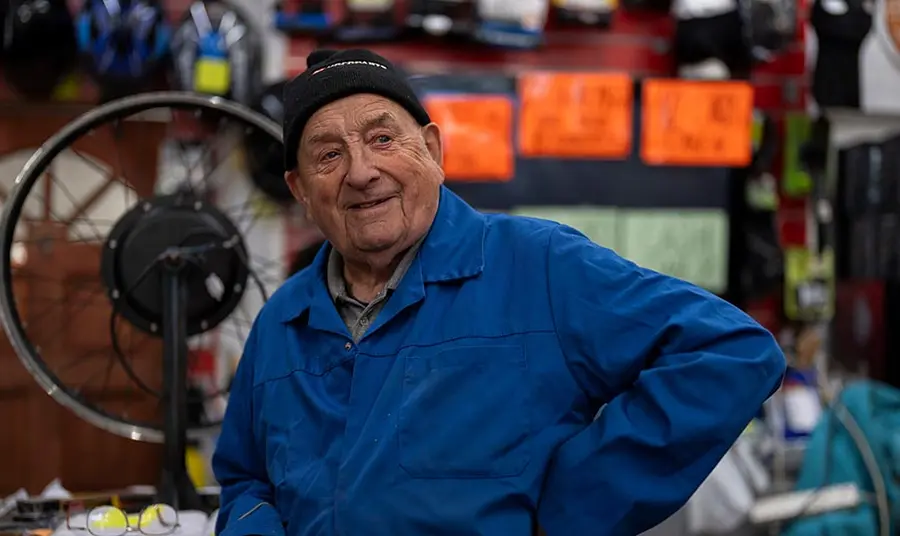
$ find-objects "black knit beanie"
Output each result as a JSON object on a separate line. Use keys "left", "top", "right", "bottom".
{"left": 282, "top": 49, "right": 431, "bottom": 170}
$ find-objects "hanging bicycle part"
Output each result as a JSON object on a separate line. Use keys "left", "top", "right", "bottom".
{"left": 0, "top": 92, "right": 286, "bottom": 509}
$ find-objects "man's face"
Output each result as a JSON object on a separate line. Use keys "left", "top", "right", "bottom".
{"left": 285, "top": 94, "right": 444, "bottom": 261}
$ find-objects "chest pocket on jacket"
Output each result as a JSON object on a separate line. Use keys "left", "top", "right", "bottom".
{"left": 398, "top": 344, "right": 531, "bottom": 478}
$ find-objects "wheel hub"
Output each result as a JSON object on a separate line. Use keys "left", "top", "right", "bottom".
{"left": 100, "top": 193, "right": 249, "bottom": 337}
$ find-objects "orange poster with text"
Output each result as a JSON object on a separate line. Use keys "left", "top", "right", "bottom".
{"left": 424, "top": 95, "right": 514, "bottom": 181}
{"left": 641, "top": 79, "right": 754, "bottom": 167}
{"left": 518, "top": 72, "right": 633, "bottom": 159}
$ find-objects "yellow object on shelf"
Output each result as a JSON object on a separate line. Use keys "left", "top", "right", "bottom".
{"left": 187, "top": 444, "right": 209, "bottom": 488}
{"left": 194, "top": 58, "right": 231, "bottom": 95}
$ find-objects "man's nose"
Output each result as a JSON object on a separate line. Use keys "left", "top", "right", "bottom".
{"left": 345, "top": 146, "right": 380, "bottom": 189}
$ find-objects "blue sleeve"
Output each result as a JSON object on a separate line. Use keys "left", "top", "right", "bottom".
{"left": 538, "top": 225, "right": 785, "bottom": 536}
{"left": 213, "top": 326, "right": 285, "bottom": 536}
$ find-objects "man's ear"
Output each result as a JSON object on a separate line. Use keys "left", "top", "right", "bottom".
{"left": 421, "top": 123, "right": 443, "bottom": 166}
{"left": 285, "top": 169, "right": 307, "bottom": 206}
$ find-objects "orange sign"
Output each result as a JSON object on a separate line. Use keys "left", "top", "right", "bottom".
{"left": 518, "top": 72, "right": 633, "bottom": 159}
{"left": 424, "top": 95, "right": 514, "bottom": 182}
{"left": 887, "top": 0, "right": 900, "bottom": 51}
{"left": 641, "top": 79, "right": 754, "bottom": 167}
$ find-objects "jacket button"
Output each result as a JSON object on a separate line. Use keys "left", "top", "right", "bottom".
{"left": 344, "top": 342, "right": 352, "bottom": 350}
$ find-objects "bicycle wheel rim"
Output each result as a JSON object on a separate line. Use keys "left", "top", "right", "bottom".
{"left": 0, "top": 92, "right": 282, "bottom": 442}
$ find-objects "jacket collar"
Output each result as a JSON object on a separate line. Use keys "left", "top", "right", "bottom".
{"left": 278, "top": 186, "right": 486, "bottom": 323}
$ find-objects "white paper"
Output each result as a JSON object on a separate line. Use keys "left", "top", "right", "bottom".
{"left": 784, "top": 386, "right": 823, "bottom": 434}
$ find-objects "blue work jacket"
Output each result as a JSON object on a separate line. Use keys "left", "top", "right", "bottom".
{"left": 213, "top": 187, "right": 785, "bottom": 536}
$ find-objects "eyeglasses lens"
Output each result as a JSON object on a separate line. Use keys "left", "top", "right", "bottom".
{"left": 87, "top": 506, "right": 128, "bottom": 536}
{"left": 140, "top": 503, "right": 179, "bottom": 535}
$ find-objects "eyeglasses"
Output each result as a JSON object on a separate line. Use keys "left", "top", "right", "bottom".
{"left": 66, "top": 504, "right": 180, "bottom": 536}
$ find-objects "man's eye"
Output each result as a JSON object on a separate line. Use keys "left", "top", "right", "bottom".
{"left": 375, "top": 135, "right": 392, "bottom": 144}
{"left": 322, "top": 151, "right": 339, "bottom": 161}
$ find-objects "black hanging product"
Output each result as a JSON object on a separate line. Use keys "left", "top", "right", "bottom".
{"left": 738, "top": 112, "right": 783, "bottom": 303}
{"left": 406, "top": 0, "right": 477, "bottom": 37}
{"left": 2, "top": 0, "right": 78, "bottom": 99}
{"left": 800, "top": 117, "right": 833, "bottom": 255}
{"left": 809, "top": 0, "right": 873, "bottom": 109}
{"left": 246, "top": 79, "right": 294, "bottom": 204}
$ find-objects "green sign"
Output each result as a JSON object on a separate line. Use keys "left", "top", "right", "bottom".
{"left": 617, "top": 209, "right": 728, "bottom": 293}
{"left": 509, "top": 206, "right": 729, "bottom": 293}
{"left": 510, "top": 206, "right": 619, "bottom": 248}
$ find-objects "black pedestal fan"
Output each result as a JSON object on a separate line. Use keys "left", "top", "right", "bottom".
{"left": 0, "top": 93, "right": 285, "bottom": 510}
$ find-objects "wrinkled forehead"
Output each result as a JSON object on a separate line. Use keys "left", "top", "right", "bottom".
{"left": 301, "top": 94, "right": 415, "bottom": 145}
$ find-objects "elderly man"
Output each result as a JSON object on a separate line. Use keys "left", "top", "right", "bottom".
{"left": 213, "top": 49, "right": 785, "bottom": 536}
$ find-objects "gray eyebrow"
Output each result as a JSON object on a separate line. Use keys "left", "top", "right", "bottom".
{"left": 304, "top": 112, "right": 400, "bottom": 148}
{"left": 304, "top": 131, "right": 335, "bottom": 147}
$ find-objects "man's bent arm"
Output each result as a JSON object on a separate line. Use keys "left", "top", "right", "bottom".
{"left": 213, "top": 327, "right": 284, "bottom": 536}
{"left": 538, "top": 225, "right": 785, "bottom": 535}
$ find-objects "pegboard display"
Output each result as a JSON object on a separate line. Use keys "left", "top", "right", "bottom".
{"left": 0, "top": 3, "right": 809, "bottom": 118}
{"left": 285, "top": 8, "right": 809, "bottom": 114}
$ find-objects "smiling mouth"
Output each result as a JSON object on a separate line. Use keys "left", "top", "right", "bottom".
{"left": 349, "top": 197, "right": 392, "bottom": 210}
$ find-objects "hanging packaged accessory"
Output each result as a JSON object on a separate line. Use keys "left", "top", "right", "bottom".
{"left": 2, "top": 0, "right": 78, "bottom": 99}
{"left": 779, "top": 367, "right": 823, "bottom": 439}
{"left": 274, "top": 0, "right": 343, "bottom": 34}
{"left": 672, "top": 0, "right": 754, "bottom": 79}
{"left": 473, "top": 0, "right": 549, "bottom": 49}
{"left": 620, "top": 0, "right": 669, "bottom": 10}
{"left": 552, "top": 0, "right": 617, "bottom": 27}
{"left": 810, "top": 0, "right": 872, "bottom": 107}
{"left": 337, "top": 0, "right": 406, "bottom": 41}
{"left": 407, "top": 0, "right": 476, "bottom": 36}
{"left": 749, "top": 109, "right": 778, "bottom": 180}
{"left": 75, "top": 0, "right": 171, "bottom": 100}
{"left": 838, "top": 142, "right": 888, "bottom": 278}
{"left": 739, "top": 0, "right": 798, "bottom": 63}
{"left": 245, "top": 79, "right": 295, "bottom": 204}
{"left": 785, "top": 246, "right": 835, "bottom": 322}
{"left": 170, "top": 1, "right": 263, "bottom": 106}
{"left": 741, "top": 111, "right": 783, "bottom": 302}
{"left": 782, "top": 113, "right": 815, "bottom": 197}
